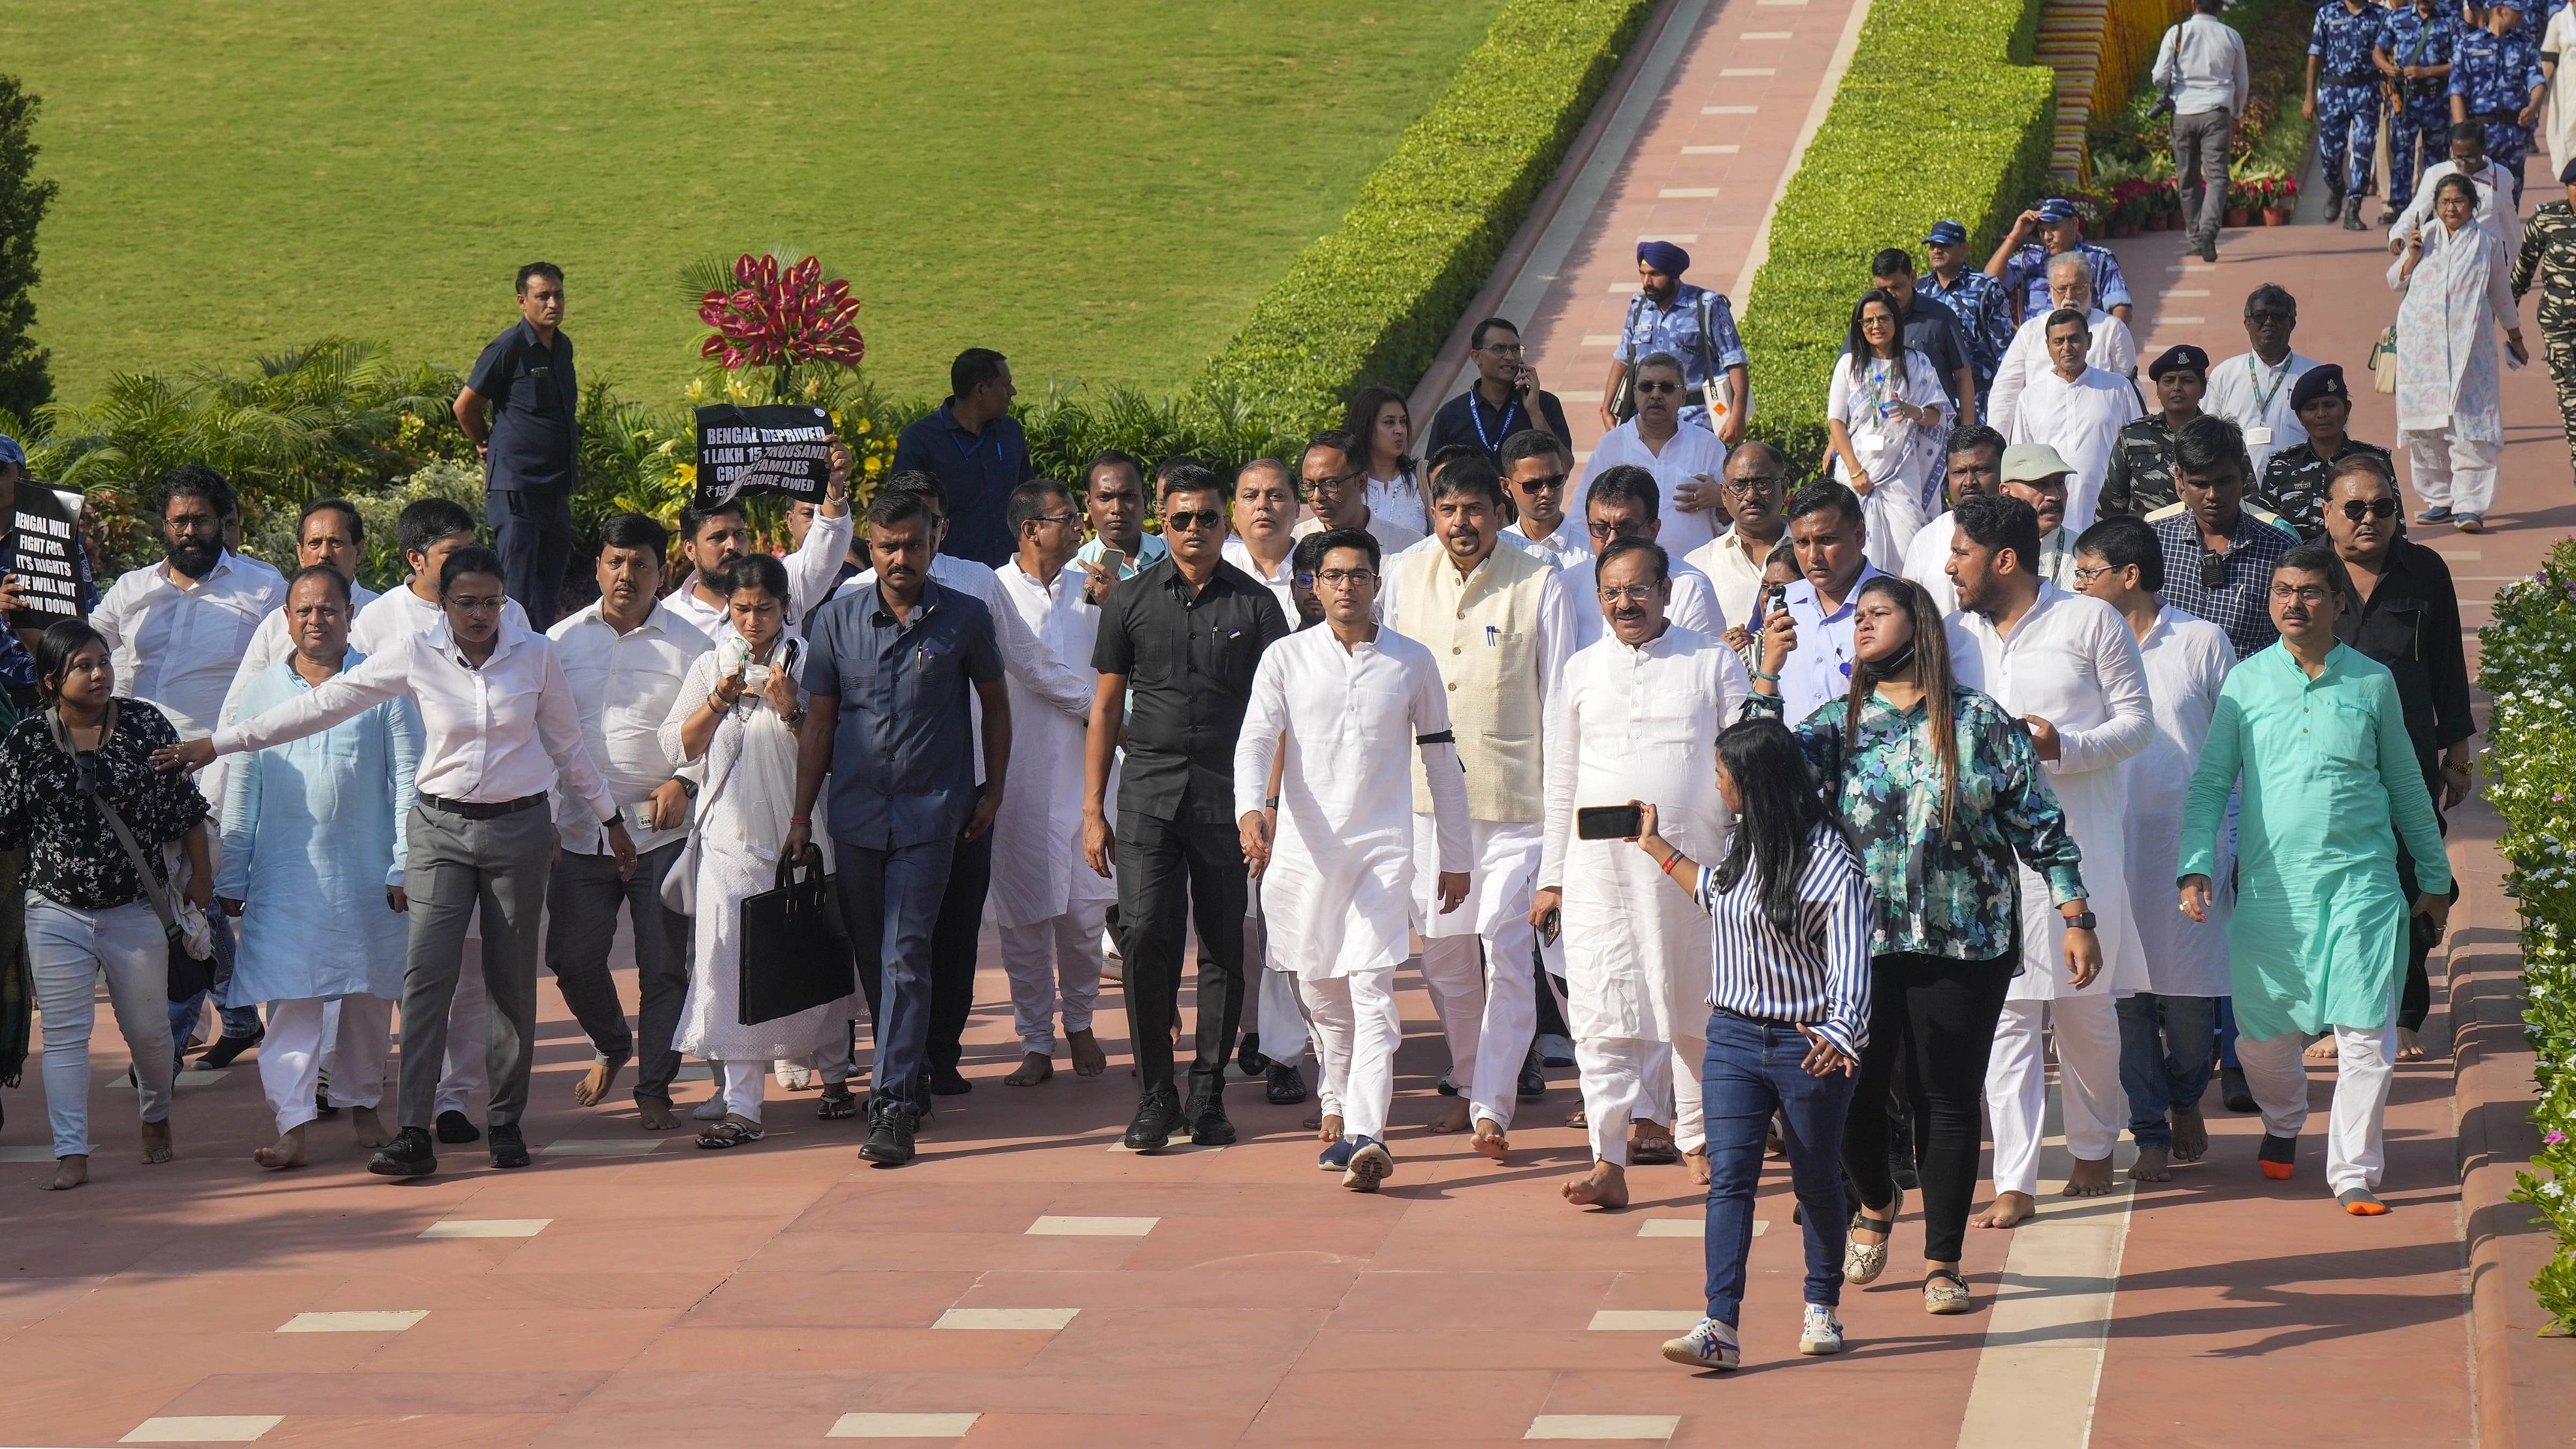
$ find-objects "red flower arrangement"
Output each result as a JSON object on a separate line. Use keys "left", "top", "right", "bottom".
{"left": 696, "top": 254, "right": 866, "bottom": 369}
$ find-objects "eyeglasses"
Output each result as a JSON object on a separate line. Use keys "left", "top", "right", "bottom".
{"left": 1586, "top": 520, "right": 1641, "bottom": 539}
{"left": 1164, "top": 509, "right": 1224, "bottom": 533}
{"left": 1596, "top": 584, "right": 1662, "bottom": 603}
{"left": 447, "top": 594, "right": 507, "bottom": 614}
{"left": 1029, "top": 513, "right": 1079, "bottom": 527}
{"left": 1513, "top": 472, "right": 1570, "bottom": 494}
{"left": 2269, "top": 583, "right": 2334, "bottom": 603}
{"left": 1634, "top": 379, "right": 1682, "bottom": 394}
{"left": 2338, "top": 498, "right": 2398, "bottom": 520}
{"left": 1721, "top": 473, "right": 1785, "bottom": 496}
{"left": 1479, "top": 342, "right": 1526, "bottom": 357}
{"left": 1314, "top": 567, "right": 1378, "bottom": 588}
{"left": 1306, "top": 470, "right": 1359, "bottom": 494}
{"left": 2071, "top": 562, "right": 2119, "bottom": 583}
{"left": 2246, "top": 310, "right": 2294, "bottom": 325}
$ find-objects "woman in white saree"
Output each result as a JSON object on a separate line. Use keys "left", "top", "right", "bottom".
{"left": 2389, "top": 171, "right": 2530, "bottom": 533}
{"left": 1825, "top": 289, "right": 1948, "bottom": 569}
{"left": 661, "top": 554, "right": 860, "bottom": 1148}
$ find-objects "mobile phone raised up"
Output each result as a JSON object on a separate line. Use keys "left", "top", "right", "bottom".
{"left": 1097, "top": 547, "right": 1127, "bottom": 577}
{"left": 1575, "top": 804, "right": 1644, "bottom": 840}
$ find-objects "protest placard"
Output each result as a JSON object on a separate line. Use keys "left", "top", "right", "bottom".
{"left": 692, "top": 404, "right": 833, "bottom": 507}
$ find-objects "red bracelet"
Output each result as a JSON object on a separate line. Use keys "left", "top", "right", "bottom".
{"left": 1660, "top": 850, "right": 1686, "bottom": 878}
{"left": 790, "top": 814, "right": 810, "bottom": 827}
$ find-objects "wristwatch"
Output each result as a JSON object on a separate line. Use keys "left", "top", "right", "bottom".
{"left": 2062, "top": 910, "right": 2098, "bottom": 931}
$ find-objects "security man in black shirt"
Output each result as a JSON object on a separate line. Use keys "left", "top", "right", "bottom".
{"left": 456, "top": 263, "right": 579, "bottom": 628}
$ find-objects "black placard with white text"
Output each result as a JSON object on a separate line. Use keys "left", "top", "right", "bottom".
{"left": 7, "top": 488, "right": 86, "bottom": 629}
{"left": 692, "top": 404, "right": 833, "bottom": 507}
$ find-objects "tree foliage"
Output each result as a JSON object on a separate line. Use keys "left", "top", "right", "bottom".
{"left": 0, "top": 75, "right": 57, "bottom": 419}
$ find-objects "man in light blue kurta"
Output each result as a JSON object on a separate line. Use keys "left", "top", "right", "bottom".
{"left": 2178, "top": 541, "right": 2450, "bottom": 1214}
{"left": 216, "top": 567, "right": 420, "bottom": 1168}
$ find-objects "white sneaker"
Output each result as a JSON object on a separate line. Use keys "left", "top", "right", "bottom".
{"left": 1660, "top": 1316, "right": 1741, "bottom": 1371}
{"left": 1799, "top": 1304, "right": 1844, "bottom": 1356}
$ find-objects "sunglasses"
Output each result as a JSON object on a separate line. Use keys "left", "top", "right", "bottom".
{"left": 1634, "top": 380, "right": 1682, "bottom": 395}
{"left": 1514, "top": 471, "right": 1570, "bottom": 494}
{"left": 1164, "top": 509, "right": 1225, "bottom": 533}
{"left": 2339, "top": 498, "right": 2398, "bottom": 520}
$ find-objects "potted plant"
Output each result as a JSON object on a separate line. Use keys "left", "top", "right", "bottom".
{"left": 2262, "top": 174, "right": 2296, "bottom": 226}
{"left": 2225, "top": 180, "right": 2252, "bottom": 229}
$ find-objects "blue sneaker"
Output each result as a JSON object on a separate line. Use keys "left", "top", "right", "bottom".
{"left": 2454, "top": 513, "right": 2485, "bottom": 533}
{"left": 2415, "top": 504, "right": 2453, "bottom": 524}
{"left": 1318, "top": 1136, "right": 1357, "bottom": 1172}
{"left": 1342, "top": 1136, "right": 1393, "bottom": 1192}
{"left": 1660, "top": 1316, "right": 1741, "bottom": 1371}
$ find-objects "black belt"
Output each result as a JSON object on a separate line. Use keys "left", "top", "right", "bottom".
{"left": 2332, "top": 72, "right": 2381, "bottom": 86}
{"left": 2469, "top": 109, "right": 2521, "bottom": 125}
{"left": 418, "top": 791, "right": 547, "bottom": 820}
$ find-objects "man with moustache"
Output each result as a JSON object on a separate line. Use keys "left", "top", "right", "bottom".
{"left": 1581, "top": 353, "right": 1730, "bottom": 559}
{"left": 1561, "top": 468, "right": 1728, "bottom": 649}
{"left": 1074, "top": 451, "right": 1167, "bottom": 598}
{"left": 660, "top": 445, "right": 853, "bottom": 643}
{"left": 1603, "top": 240, "right": 1750, "bottom": 442}
{"left": 2101, "top": 345, "right": 2212, "bottom": 520}
{"left": 2008, "top": 310, "right": 2147, "bottom": 537}
{"left": 1501, "top": 430, "right": 1591, "bottom": 571}
{"left": 1296, "top": 430, "right": 1426, "bottom": 559}
{"left": 1899, "top": 426, "right": 2009, "bottom": 613}
{"left": 1223, "top": 458, "right": 1314, "bottom": 1102}
{"left": 218, "top": 500, "right": 381, "bottom": 718}
{"left": 1769, "top": 484, "right": 1884, "bottom": 727}
{"left": 1686, "top": 442, "right": 1794, "bottom": 636}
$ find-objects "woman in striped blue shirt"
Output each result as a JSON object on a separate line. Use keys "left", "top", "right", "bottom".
{"left": 1635, "top": 717, "right": 1873, "bottom": 1372}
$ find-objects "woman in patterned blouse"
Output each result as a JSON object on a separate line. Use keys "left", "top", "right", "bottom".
{"left": 0, "top": 620, "right": 212, "bottom": 1191}
{"left": 1749, "top": 573, "right": 2094, "bottom": 1315}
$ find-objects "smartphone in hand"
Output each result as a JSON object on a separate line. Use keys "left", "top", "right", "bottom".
{"left": 1575, "top": 804, "right": 1644, "bottom": 840}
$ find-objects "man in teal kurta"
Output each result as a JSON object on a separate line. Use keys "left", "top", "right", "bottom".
{"left": 2178, "top": 539, "right": 2450, "bottom": 1215}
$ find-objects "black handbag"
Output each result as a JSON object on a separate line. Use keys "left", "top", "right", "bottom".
{"left": 737, "top": 855, "right": 856, "bottom": 1025}
{"left": 48, "top": 705, "right": 217, "bottom": 1003}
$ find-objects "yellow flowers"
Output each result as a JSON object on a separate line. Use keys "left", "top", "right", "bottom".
{"left": 863, "top": 456, "right": 884, "bottom": 477}
{"left": 684, "top": 377, "right": 707, "bottom": 403}
{"left": 724, "top": 375, "right": 750, "bottom": 402}
{"left": 656, "top": 439, "right": 678, "bottom": 457}
{"left": 855, "top": 417, "right": 871, "bottom": 435}
{"left": 829, "top": 409, "right": 844, "bottom": 428}
{"left": 675, "top": 462, "right": 698, "bottom": 488}
{"left": 802, "top": 375, "right": 824, "bottom": 400}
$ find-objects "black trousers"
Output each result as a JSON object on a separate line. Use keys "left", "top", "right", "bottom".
{"left": 1841, "top": 950, "right": 2014, "bottom": 1266}
{"left": 2395, "top": 834, "right": 2455, "bottom": 1033}
{"left": 486, "top": 487, "right": 573, "bottom": 630}
{"left": 924, "top": 829, "right": 993, "bottom": 1076}
{"left": 1114, "top": 810, "right": 1248, "bottom": 1099}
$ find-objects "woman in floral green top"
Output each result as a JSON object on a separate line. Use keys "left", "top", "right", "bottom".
{"left": 1750, "top": 571, "right": 2095, "bottom": 1315}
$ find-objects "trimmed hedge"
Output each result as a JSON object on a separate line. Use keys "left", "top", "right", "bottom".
{"left": 1739, "top": 0, "right": 2057, "bottom": 472}
{"left": 1197, "top": 0, "right": 1658, "bottom": 433}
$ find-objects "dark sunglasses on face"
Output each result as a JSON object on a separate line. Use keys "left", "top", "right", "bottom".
{"left": 1635, "top": 380, "right": 1682, "bottom": 394}
{"left": 2340, "top": 497, "right": 2398, "bottom": 520}
{"left": 1515, "top": 472, "right": 1570, "bottom": 494}
{"left": 1165, "top": 509, "right": 1224, "bottom": 533}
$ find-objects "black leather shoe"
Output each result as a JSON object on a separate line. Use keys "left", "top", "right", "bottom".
{"left": 368, "top": 1127, "right": 437, "bottom": 1178}
{"left": 1265, "top": 1060, "right": 1308, "bottom": 1106}
{"left": 1238, "top": 1032, "right": 1270, "bottom": 1076}
{"left": 196, "top": 1029, "right": 264, "bottom": 1069}
{"left": 927, "top": 1064, "right": 973, "bottom": 1096}
{"left": 1517, "top": 1042, "right": 1547, "bottom": 1101}
{"left": 1123, "top": 1087, "right": 1182, "bottom": 1151}
{"left": 488, "top": 1124, "right": 530, "bottom": 1170}
{"left": 2220, "top": 1066, "right": 2258, "bottom": 1114}
{"left": 436, "top": 1109, "right": 481, "bottom": 1144}
{"left": 860, "top": 1103, "right": 918, "bottom": 1166}
{"left": 1188, "top": 1091, "right": 1237, "bottom": 1147}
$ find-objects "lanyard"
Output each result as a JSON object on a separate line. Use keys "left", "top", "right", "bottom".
{"left": 1470, "top": 390, "right": 1522, "bottom": 454}
{"left": 2247, "top": 354, "right": 2294, "bottom": 417}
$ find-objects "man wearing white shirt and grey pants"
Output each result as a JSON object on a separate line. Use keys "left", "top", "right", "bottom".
{"left": 544, "top": 515, "right": 712, "bottom": 1131}
{"left": 2158, "top": 0, "right": 2251, "bottom": 261}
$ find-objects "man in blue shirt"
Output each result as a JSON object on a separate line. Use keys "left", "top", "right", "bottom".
{"left": 2450, "top": 0, "right": 2547, "bottom": 205}
{"left": 1920, "top": 221, "right": 2016, "bottom": 391}
{"left": 455, "top": 263, "right": 579, "bottom": 629}
{"left": 2310, "top": 0, "right": 2391, "bottom": 228}
{"left": 1985, "top": 199, "right": 2134, "bottom": 327}
{"left": 1422, "top": 317, "right": 1575, "bottom": 470}
{"left": 788, "top": 488, "right": 1010, "bottom": 1167}
{"left": 890, "top": 348, "right": 1035, "bottom": 568}
{"left": 1600, "top": 240, "right": 1750, "bottom": 443}
{"left": 2376, "top": 0, "right": 2462, "bottom": 219}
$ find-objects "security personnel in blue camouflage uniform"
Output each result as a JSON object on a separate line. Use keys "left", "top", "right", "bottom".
{"left": 2451, "top": 0, "right": 2547, "bottom": 206}
{"left": 1600, "top": 239, "right": 1750, "bottom": 441}
{"left": 1920, "top": 219, "right": 2016, "bottom": 391}
{"left": 2377, "top": 0, "right": 2461, "bottom": 221}
{"left": 1985, "top": 197, "right": 2134, "bottom": 326}
{"left": 2309, "top": 0, "right": 2389, "bottom": 229}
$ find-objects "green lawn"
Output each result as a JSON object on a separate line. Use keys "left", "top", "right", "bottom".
{"left": 6, "top": 1, "right": 1500, "bottom": 408}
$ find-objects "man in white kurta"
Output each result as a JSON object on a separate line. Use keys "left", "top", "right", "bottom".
{"left": 2070, "top": 514, "right": 2237, "bottom": 1182}
{"left": 1223, "top": 462, "right": 1314, "bottom": 1096}
{"left": 1984, "top": 253, "right": 2139, "bottom": 436}
{"left": 1377, "top": 461, "right": 1579, "bottom": 1151}
{"left": 1236, "top": 530, "right": 1472, "bottom": 1190}
{"left": 1536, "top": 539, "right": 1750, "bottom": 1203}
{"left": 1942, "top": 495, "right": 2151, "bottom": 1222}
{"left": 1561, "top": 465, "right": 1727, "bottom": 648}
{"left": 990, "top": 483, "right": 1113, "bottom": 1085}
{"left": 1577, "top": 354, "right": 1729, "bottom": 558}
{"left": 2009, "top": 310, "right": 2147, "bottom": 536}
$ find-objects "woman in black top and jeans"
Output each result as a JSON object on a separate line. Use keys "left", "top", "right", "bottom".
{"left": 0, "top": 620, "right": 211, "bottom": 1190}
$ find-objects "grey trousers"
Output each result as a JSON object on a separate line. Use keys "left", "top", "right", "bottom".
{"left": 545, "top": 839, "right": 691, "bottom": 1103}
{"left": 2172, "top": 107, "right": 2233, "bottom": 246}
{"left": 398, "top": 804, "right": 553, "bottom": 1131}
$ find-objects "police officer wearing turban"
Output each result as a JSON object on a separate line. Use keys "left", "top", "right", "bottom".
{"left": 1600, "top": 240, "right": 1750, "bottom": 444}
{"left": 2257, "top": 364, "right": 2391, "bottom": 537}
{"left": 2101, "top": 345, "right": 2212, "bottom": 519}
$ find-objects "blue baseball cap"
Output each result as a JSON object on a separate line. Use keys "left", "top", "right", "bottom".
{"left": 2035, "top": 197, "right": 2080, "bottom": 223}
{"left": 0, "top": 434, "right": 24, "bottom": 470}
{"left": 1925, "top": 219, "right": 1968, "bottom": 246}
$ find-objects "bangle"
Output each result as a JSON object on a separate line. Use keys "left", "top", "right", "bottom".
{"left": 784, "top": 709, "right": 808, "bottom": 727}
{"left": 1752, "top": 667, "right": 1780, "bottom": 682}
{"left": 1660, "top": 850, "right": 1687, "bottom": 878}
{"left": 790, "top": 814, "right": 811, "bottom": 827}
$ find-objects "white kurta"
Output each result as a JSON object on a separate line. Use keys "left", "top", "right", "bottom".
{"left": 1233, "top": 626, "right": 1472, "bottom": 979}
{"left": 1986, "top": 307, "right": 2138, "bottom": 437}
{"left": 2204, "top": 350, "right": 2320, "bottom": 476}
{"left": 1826, "top": 347, "right": 1955, "bottom": 527}
{"left": 1505, "top": 518, "right": 1593, "bottom": 571}
{"left": 987, "top": 558, "right": 1110, "bottom": 931}
{"left": 1558, "top": 554, "right": 1726, "bottom": 650}
{"left": 2008, "top": 366, "right": 2145, "bottom": 536}
{"left": 1901, "top": 513, "right": 2075, "bottom": 616}
{"left": 2124, "top": 605, "right": 2237, "bottom": 998}
{"left": 2389, "top": 221, "right": 2515, "bottom": 446}
{"left": 2387, "top": 158, "right": 2523, "bottom": 262}
{"left": 1577, "top": 419, "right": 1729, "bottom": 558}
{"left": 1541, "top": 626, "right": 1749, "bottom": 1042}
{"left": 1685, "top": 528, "right": 1780, "bottom": 635}
{"left": 1942, "top": 586, "right": 2153, "bottom": 998}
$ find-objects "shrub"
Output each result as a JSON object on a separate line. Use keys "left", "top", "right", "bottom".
{"left": 1737, "top": 0, "right": 2057, "bottom": 473}
{"left": 0, "top": 75, "right": 54, "bottom": 419}
{"left": 1195, "top": 0, "right": 1657, "bottom": 436}
{"left": 2477, "top": 536, "right": 2576, "bottom": 1335}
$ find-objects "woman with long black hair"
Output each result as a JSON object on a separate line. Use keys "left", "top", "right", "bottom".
{"left": 1341, "top": 385, "right": 1426, "bottom": 532}
{"left": 1747, "top": 573, "right": 2098, "bottom": 1315}
{"left": 1635, "top": 716, "right": 1872, "bottom": 1371}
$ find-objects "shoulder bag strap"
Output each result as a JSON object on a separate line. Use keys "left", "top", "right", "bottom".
{"left": 46, "top": 705, "right": 184, "bottom": 940}
{"left": 1696, "top": 291, "right": 1724, "bottom": 417}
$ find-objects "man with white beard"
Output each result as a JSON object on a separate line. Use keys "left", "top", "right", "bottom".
{"left": 1942, "top": 495, "right": 2151, "bottom": 1227}
{"left": 989, "top": 481, "right": 1112, "bottom": 1086}
{"left": 1235, "top": 529, "right": 1472, "bottom": 1191}
{"left": 2070, "top": 513, "right": 2236, "bottom": 1183}
{"left": 2008, "top": 310, "right": 2148, "bottom": 537}
{"left": 1984, "top": 251, "right": 2140, "bottom": 435}
{"left": 1534, "top": 537, "right": 1750, "bottom": 1205}
{"left": 1378, "top": 454, "right": 1577, "bottom": 1149}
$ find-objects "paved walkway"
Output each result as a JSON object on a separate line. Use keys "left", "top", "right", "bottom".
{"left": 8, "top": 20, "right": 2572, "bottom": 1449}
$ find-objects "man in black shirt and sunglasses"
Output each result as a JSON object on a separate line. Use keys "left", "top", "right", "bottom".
{"left": 2146, "top": 413, "right": 2298, "bottom": 659}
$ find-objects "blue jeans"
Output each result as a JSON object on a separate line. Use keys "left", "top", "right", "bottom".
{"left": 1702, "top": 1008, "right": 1854, "bottom": 1326}
{"left": 167, "top": 909, "right": 258, "bottom": 1052}
{"left": 2115, "top": 992, "right": 2219, "bottom": 1149}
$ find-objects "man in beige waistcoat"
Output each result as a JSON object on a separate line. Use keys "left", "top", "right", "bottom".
{"left": 1377, "top": 453, "right": 1579, "bottom": 1145}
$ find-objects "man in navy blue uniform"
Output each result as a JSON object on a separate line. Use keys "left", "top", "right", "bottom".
{"left": 2309, "top": 0, "right": 2389, "bottom": 229}
{"left": 455, "top": 263, "right": 578, "bottom": 628}
{"left": 2377, "top": 0, "right": 2463, "bottom": 222}
{"left": 2450, "top": 0, "right": 2547, "bottom": 206}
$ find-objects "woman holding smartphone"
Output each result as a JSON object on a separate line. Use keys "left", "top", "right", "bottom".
{"left": 1825, "top": 289, "right": 1950, "bottom": 566}
{"left": 1747, "top": 575, "right": 2096, "bottom": 1316}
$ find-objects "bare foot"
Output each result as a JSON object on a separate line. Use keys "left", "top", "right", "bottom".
{"left": 2129, "top": 1147, "right": 2172, "bottom": 1183}
{"left": 1974, "top": 1190, "right": 2035, "bottom": 1228}
{"left": 349, "top": 1106, "right": 393, "bottom": 1149}
{"left": 2063, "top": 1156, "right": 2114, "bottom": 1197}
{"left": 2169, "top": 1108, "right": 2208, "bottom": 1163}
{"left": 572, "top": 1057, "right": 627, "bottom": 1107}
{"left": 1561, "top": 1159, "right": 1630, "bottom": 1209}
{"left": 2396, "top": 1027, "right": 2427, "bottom": 1062}
{"left": 1067, "top": 1028, "right": 1108, "bottom": 1077}
{"left": 1684, "top": 1148, "right": 1711, "bottom": 1186}
{"left": 253, "top": 1124, "right": 308, "bottom": 1171}
{"left": 44, "top": 1154, "right": 88, "bottom": 1190}
{"left": 1472, "top": 1119, "right": 1509, "bottom": 1162}
{"left": 1003, "top": 1052, "right": 1054, "bottom": 1087}
{"left": 2304, "top": 1036, "right": 2339, "bottom": 1062}
{"left": 1315, "top": 1113, "right": 1342, "bottom": 1144}
{"left": 1426, "top": 1098, "right": 1470, "bottom": 1134}
{"left": 140, "top": 1119, "right": 174, "bottom": 1165}
{"left": 637, "top": 1097, "right": 681, "bottom": 1132}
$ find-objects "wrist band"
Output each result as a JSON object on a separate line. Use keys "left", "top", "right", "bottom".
{"left": 790, "top": 814, "right": 810, "bottom": 826}
{"left": 1752, "top": 667, "right": 1780, "bottom": 682}
{"left": 1660, "top": 850, "right": 1686, "bottom": 878}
